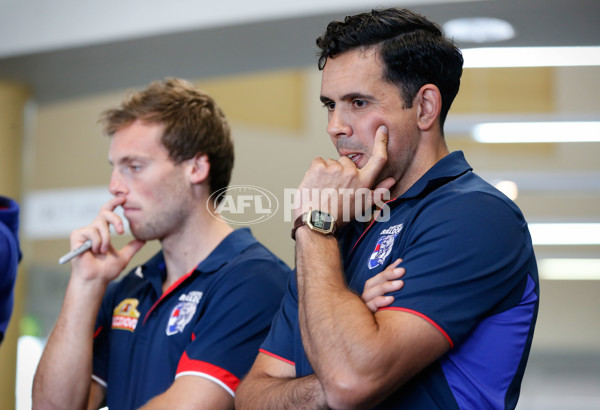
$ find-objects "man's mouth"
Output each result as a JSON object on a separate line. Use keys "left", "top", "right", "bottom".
{"left": 346, "top": 153, "right": 363, "bottom": 165}
{"left": 122, "top": 206, "right": 139, "bottom": 217}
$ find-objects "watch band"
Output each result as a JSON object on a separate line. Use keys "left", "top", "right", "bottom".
{"left": 291, "top": 213, "right": 306, "bottom": 240}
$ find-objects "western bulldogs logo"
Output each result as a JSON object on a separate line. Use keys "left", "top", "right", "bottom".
{"left": 368, "top": 235, "right": 396, "bottom": 269}
{"left": 166, "top": 291, "right": 203, "bottom": 336}
{"left": 368, "top": 224, "right": 403, "bottom": 270}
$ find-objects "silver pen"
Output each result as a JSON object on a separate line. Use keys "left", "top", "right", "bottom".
{"left": 58, "top": 240, "right": 93, "bottom": 265}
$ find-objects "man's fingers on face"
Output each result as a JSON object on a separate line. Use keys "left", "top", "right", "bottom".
{"left": 371, "top": 125, "right": 389, "bottom": 165}
{"left": 96, "top": 209, "right": 124, "bottom": 236}
{"left": 361, "top": 125, "right": 389, "bottom": 184}
{"left": 337, "top": 154, "right": 357, "bottom": 168}
{"left": 102, "top": 196, "right": 126, "bottom": 211}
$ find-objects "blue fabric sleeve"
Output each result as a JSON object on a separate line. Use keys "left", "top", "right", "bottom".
{"left": 386, "top": 192, "right": 531, "bottom": 346}
{"left": 259, "top": 271, "right": 298, "bottom": 364}
{"left": 180, "top": 259, "right": 288, "bottom": 380}
{"left": 0, "top": 224, "right": 18, "bottom": 340}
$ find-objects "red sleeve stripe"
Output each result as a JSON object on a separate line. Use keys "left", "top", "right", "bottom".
{"left": 380, "top": 307, "right": 454, "bottom": 348}
{"left": 258, "top": 349, "right": 295, "bottom": 366}
{"left": 93, "top": 326, "right": 103, "bottom": 339}
{"left": 176, "top": 352, "right": 240, "bottom": 397}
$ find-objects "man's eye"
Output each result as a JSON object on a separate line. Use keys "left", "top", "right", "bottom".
{"left": 130, "top": 165, "right": 143, "bottom": 172}
{"left": 353, "top": 99, "right": 367, "bottom": 108}
{"left": 322, "top": 101, "right": 335, "bottom": 111}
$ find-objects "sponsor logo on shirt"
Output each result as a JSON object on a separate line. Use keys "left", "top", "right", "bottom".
{"left": 112, "top": 298, "right": 140, "bottom": 332}
{"left": 166, "top": 291, "right": 203, "bottom": 336}
{"left": 380, "top": 224, "right": 403, "bottom": 236}
{"left": 368, "top": 224, "right": 403, "bottom": 270}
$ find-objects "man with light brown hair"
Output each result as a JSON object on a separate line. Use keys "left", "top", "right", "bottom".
{"left": 33, "top": 78, "right": 290, "bottom": 409}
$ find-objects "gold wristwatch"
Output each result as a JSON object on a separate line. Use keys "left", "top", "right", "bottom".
{"left": 291, "top": 208, "right": 336, "bottom": 240}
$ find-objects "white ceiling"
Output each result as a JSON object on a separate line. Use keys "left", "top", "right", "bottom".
{"left": 0, "top": 0, "right": 598, "bottom": 103}
{"left": 0, "top": 0, "right": 466, "bottom": 58}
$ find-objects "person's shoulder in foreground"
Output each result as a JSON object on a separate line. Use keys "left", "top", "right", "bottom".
{"left": 236, "top": 7, "right": 538, "bottom": 410}
{"left": 0, "top": 195, "right": 22, "bottom": 345}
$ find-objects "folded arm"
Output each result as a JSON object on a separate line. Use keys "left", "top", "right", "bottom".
{"left": 295, "top": 231, "right": 450, "bottom": 409}
{"left": 235, "top": 352, "right": 328, "bottom": 409}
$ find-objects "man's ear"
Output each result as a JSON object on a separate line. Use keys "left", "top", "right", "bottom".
{"left": 416, "top": 84, "right": 442, "bottom": 132}
{"left": 189, "top": 154, "right": 210, "bottom": 184}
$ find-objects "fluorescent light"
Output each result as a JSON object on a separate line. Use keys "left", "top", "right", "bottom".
{"left": 473, "top": 122, "right": 600, "bottom": 143}
{"left": 462, "top": 46, "right": 600, "bottom": 68}
{"left": 538, "top": 258, "right": 600, "bottom": 280}
{"left": 529, "top": 223, "right": 600, "bottom": 245}
{"left": 443, "top": 17, "right": 515, "bottom": 43}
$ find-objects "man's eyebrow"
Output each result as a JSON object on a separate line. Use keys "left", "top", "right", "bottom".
{"left": 108, "top": 155, "right": 146, "bottom": 166}
{"left": 341, "top": 92, "right": 374, "bottom": 101}
{"left": 320, "top": 92, "right": 375, "bottom": 103}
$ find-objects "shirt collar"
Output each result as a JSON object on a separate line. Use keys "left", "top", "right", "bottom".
{"left": 195, "top": 227, "right": 257, "bottom": 274}
{"left": 141, "top": 227, "right": 257, "bottom": 281}
{"left": 393, "top": 151, "right": 472, "bottom": 202}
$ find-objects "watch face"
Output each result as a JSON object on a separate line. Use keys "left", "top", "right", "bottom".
{"left": 311, "top": 210, "right": 334, "bottom": 231}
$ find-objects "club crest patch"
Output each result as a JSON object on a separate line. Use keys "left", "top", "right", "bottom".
{"left": 368, "top": 224, "right": 403, "bottom": 270}
{"left": 166, "top": 291, "right": 203, "bottom": 336}
{"left": 112, "top": 298, "right": 140, "bottom": 332}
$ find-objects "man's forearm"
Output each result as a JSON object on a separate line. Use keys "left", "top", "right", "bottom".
{"left": 33, "top": 276, "right": 106, "bottom": 409}
{"left": 236, "top": 373, "right": 327, "bottom": 409}
{"left": 295, "top": 228, "right": 390, "bottom": 407}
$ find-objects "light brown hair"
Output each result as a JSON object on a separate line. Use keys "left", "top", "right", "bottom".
{"left": 100, "top": 78, "right": 234, "bottom": 199}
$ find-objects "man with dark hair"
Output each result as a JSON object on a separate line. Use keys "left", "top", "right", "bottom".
{"left": 236, "top": 8, "right": 539, "bottom": 409}
{"left": 33, "top": 78, "right": 290, "bottom": 409}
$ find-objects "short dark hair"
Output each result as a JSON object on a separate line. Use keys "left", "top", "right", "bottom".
{"left": 99, "top": 78, "right": 234, "bottom": 199}
{"left": 316, "top": 8, "right": 463, "bottom": 127}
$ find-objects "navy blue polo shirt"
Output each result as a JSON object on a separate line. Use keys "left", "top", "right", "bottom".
{"left": 92, "top": 228, "right": 290, "bottom": 409}
{"left": 261, "top": 151, "right": 539, "bottom": 409}
{"left": 0, "top": 196, "right": 22, "bottom": 344}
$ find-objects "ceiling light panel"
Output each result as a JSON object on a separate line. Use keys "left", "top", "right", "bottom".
{"left": 443, "top": 17, "right": 515, "bottom": 43}
{"left": 473, "top": 122, "right": 600, "bottom": 143}
{"left": 462, "top": 46, "right": 600, "bottom": 67}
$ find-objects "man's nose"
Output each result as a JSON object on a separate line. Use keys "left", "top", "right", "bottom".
{"left": 327, "top": 109, "right": 352, "bottom": 139}
{"left": 108, "top": 170, "right": 128, "bottom": 197}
